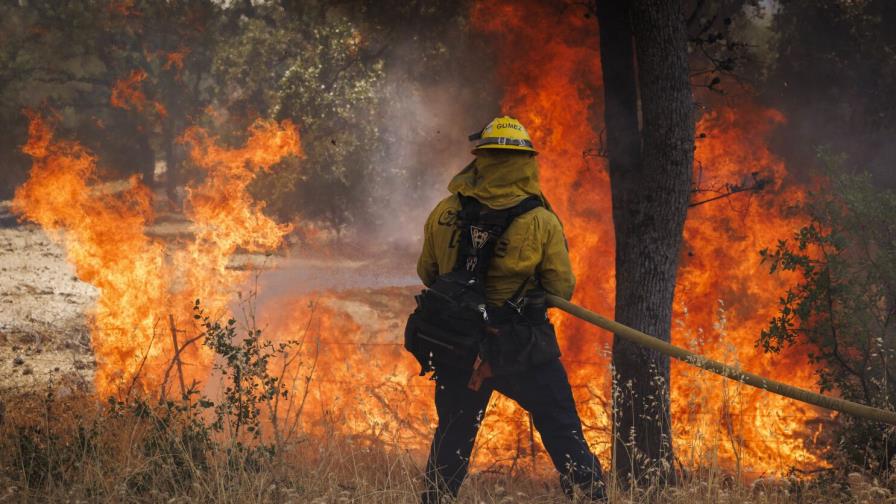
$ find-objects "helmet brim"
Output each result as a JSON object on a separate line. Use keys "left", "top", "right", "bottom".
{"left": 471, "top": 144, "right": 538, "bottom": 155}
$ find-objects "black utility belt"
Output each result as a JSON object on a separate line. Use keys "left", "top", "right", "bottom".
{"left": 487, "top": 304, "right": 547, "bottom": 324}
{"left": 480, "top": 315, "right": 560, "bottom": 376}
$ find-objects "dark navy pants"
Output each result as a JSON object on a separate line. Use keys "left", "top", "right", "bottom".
{"left": 422, "top": 359, "right": 606, "bottom": 502}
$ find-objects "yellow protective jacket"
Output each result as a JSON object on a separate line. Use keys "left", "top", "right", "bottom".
{"left": 416, "top": 154, "right": 575, "bottom": 306}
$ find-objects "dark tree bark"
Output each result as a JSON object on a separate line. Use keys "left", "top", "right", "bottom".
{"left": 137, "top": 132, "right": 156, "bottom": 189}
{"left": 595, "top": 0, "right": 695, "bottom": 484}
{"left": 163, "top": 116, "right": 182, "bottom": 206}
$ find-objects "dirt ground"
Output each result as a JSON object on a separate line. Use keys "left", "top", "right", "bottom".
{"left": 0, "top": 219, "right": 96, "bottom": 393}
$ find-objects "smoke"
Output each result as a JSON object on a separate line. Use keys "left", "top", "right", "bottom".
{"left": 351, "top": 38, "right": 501, "bottom": 254}
{"left": 745, "top": 0, "right": 896, "bottom": 186}
{"left": 256, "top": 31, "right": 501, "bottom": 298}
{"left": 368, "top": 77, "right": 495, "bottom": 246}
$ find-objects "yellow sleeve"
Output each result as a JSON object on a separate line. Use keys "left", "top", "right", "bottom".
{"left": 416, "top": 207, "right": 439, "bottom": 287}
{"left": 537, "top": 212, "right": 576, "bottom": 300}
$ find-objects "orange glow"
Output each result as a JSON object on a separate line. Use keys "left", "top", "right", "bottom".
{"left": 13, "top": 114, "right": 301, "bottom": 397}
{"left": 163, "top": 47, "right": 190, "bottom": 72}
{"left": 252, "top": 3, "right": 826, "bottom": 476}
{"left": 110, "top": 69, "right": 168, "bottom": 118}
{"left": 107, "top": 0, "right": 139, "bottom": 17}
{"left": 467, "top": 1, "right": 827, "bottom": 473}
{"left": 153, "top": 102, "right": 168, "bottom": 118}
{"left": 246, "top": 34, "right": 824, "bottom": 476}
{"left": 12, "top": 0, "right": 829, "bottom": 478}
{"left": 110, "top": 69, "right": 148, "bottom": 112}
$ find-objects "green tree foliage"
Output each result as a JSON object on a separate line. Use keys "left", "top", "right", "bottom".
{"left": 212, "top": 0, "right": 478, "bottom": 230}
{"left": 760, "top": 154, "right": 896, "bottom": 472}
{"left": 210, "top": 3, "right": 384, "bottom": 228}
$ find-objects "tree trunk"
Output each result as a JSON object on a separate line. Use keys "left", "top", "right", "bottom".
{"left": 163, "top": 117, "right": 181, "bottom": 206}
{"left": 595, "top": 0, "right": 695, "bottom": 484}
{"left": 137, "top": 133, "right": 155, "bottom": 189}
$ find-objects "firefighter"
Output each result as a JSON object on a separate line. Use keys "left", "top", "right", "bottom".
{"left": 415, "top": 116, "right": 607, "bottom": 502}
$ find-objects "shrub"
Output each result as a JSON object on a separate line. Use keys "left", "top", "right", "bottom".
{"left": 759, "top": 152, "right": 896, "bottom": 473}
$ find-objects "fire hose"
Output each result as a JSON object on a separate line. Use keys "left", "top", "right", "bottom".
{"left": 545, "top": 294, "right": 896, "bottom": 425}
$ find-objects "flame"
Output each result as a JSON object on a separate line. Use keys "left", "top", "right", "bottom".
{"left": 179, "top": 120, "right": 298, "bottom": 278}
{"left": 254, "top": 100, "right": 826, "bottom": 474}
{"left": 13, "top": 113, "right": 301, "bottom": 396}
{"left": 261, "top": 290, "right": 426, "bottom": 447}
{"left": 12, "top": 0, "right": 829, "bottom": 477}
{"left": 671, "top": 107, "right": 827, "bottom": 472}
{"left": 107, "top": 0, "right": 139, "bottom": 17}
{"left": 244, "top": 2, "right": 614, "bottom": 472}
{"left": 163, "top": 47, "right": 190, "bottom": 72}
{"left": 110, "top": 69, "right": 148, "bottom": 112}
{"left": 468, "top": 1, "right": 827, "bottom": 473}
{"left": 110, "top": 69, "right": 167, "bottom": 118}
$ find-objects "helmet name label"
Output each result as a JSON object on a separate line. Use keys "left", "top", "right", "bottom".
{"left": 496, "top": 122, "right": 523, "bottom": 131}
{"left": 470, "top": 116, "right": 537, "bottom": 153}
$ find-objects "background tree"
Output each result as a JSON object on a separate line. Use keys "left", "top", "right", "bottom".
{"left": 764, "top": 0, "right": 896, "bottom": 186}
{"left": 0, "top": 0, "right": 485, "bottom": 233}
{"left": 594, "top": 0, "right": 695, "bottom": 484}
{"left": 0, "top": 0, "right": 219, "bottom": 200}
{"left": 222, "top": 0, "right": 484, "bottom": 231}
{"left": 0, "top": 2, "right": 110, "bottom": 198}
{"left": 210, "top": 2, "right": 384, "bottom": 229}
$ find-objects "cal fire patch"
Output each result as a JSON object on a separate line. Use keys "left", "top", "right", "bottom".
{"left": 470, "top": 226, "right": 490, "bottom": 249}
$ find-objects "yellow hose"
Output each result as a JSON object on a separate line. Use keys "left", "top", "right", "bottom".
{"left": 546, "top": 294, "right": 896, "bottom": 425}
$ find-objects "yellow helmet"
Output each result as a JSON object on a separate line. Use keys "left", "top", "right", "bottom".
{"left": 468, "top": 116, "right": 537, "bottom": 154}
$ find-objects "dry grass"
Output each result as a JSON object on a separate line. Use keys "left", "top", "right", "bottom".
{"left": 1, "top": 385, "right": 892, "bottom": 504}
{"left": 1, "top": 289, "right": 892, "bottom": 503}
{"left": 2, "top": 301, "right": 894, "bottom": 503}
